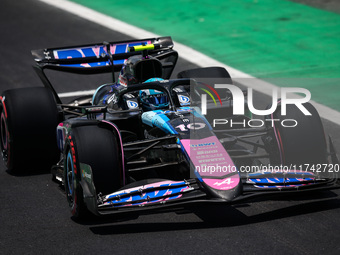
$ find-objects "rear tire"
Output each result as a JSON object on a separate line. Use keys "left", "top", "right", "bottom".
{"left": 177, "top": 66, "right": 233, "bottom": 100}
{"left": 177, "top": 66, "right": 232, "bottom": 80}
{"left": 0, "top": 87, "right": 60, "bottom": 174}
{"left": 64, "top": 124, "right": 123, "bottom": 219}
{"left": 269, "top": 102, "right": 328, "bottom": 166}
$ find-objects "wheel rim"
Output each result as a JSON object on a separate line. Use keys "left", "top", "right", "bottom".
{"left": 66, "top": 151, "right": 75, "bottom": 204}
{"left": 0, "top": 112, "right": 9, "bottom": 164}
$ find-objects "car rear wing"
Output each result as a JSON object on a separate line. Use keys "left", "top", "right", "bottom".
{"left": 32, "top": 36, "right": 177, "bottom": 75}
{"left": 31, "top": 36, "right": 178, "bottom": 104}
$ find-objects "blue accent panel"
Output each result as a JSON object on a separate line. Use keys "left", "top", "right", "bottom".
{"left": 60, "top": 61, "right": 109, "bottom": 68}
{"left": 113, "top": 42, "right": 145, "bottom": 64}
{"left": 166, "top": 124, "right": 178, "bottom": 135}
{"left": 250, "top": 178, "right": 284, "bottom": 184}
{"left": 152, "top": 113, "right": 175, "bottom": 134}
{"left": 141, "top": 111, "right": 158, "bottom": 127}
{"left": 255, "top": 184, "right": 304, "bottom": 188}
{"left": 141, "top": 110, "right": 177, "bottom": 134}
{"left": 81, "top": 48, "right": 96, "bottom": 57}
{"left": 107, "top": 182, "right": 188, "bottom": 205}
{"left": 55, "top": 41, "right": 153, "bottom": 67}
{"left": 250, "top": 177, "right": 314, "bottom": 184}
{"left": 56, "top": 47, "right": 108, "bottom": 67}
{"left": 112, "top": 47, "right": 126, "bottom": 64}
{"left": 158, "top": 114, "right": 170, "bottom": 122}
{"left": 186, "top": 107, "right": 213, "bottom": 131}
{"left": 128, "top": 42, "right": 144, "bottom": 48}
{"left": 57, "top": 49, "right": 82, "bottom": 59}
{"left": 115, "top": 44, "right": 127, "bottom": 54}
{"left": 288, "top": 178, "right": 299, "bottom": 183}
{"left": 248, "top": 171, "right": 315, "bottom": 177}
{"left": 113, "top": 60, "right": 125, "bottom": 65}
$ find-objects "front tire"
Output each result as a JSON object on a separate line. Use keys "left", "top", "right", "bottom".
{"left": 64, "top": 124, "right": 123, "bottom": 219}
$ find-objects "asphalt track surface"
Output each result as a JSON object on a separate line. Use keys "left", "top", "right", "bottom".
{"left": 1, "top": 0, "right": 340, "bottom": 254}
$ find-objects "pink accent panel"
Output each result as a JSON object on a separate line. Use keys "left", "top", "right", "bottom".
{"left": 110, "top": 45, "right": 116, "bottom": 55}
{"left": 80, "top": 49, "right": 85, "bottom": 58}
{"left": 180, "top": 139, "right": 191, "bottom": 157}
{"left": 181, "top": 136, "right": 240, "bottom": 190}
{"left": 181, "top": 136, "right": 238, "bottom": 177}
{"left": 93, "top": 46, "right": 100, "bottom": 57}
{"left": 203, "top": 175, "right": 239, "bottom": 190}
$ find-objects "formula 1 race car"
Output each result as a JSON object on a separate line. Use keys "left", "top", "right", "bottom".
{"left": 0, "top": 36, "right": 339, "bottom": 219}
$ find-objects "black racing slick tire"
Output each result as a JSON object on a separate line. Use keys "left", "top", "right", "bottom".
{"left": 269, "top": 102, "right": 328, "bottom": 166}
{"left": 0, "top": 87, "right": 60, "bottom": 174}
{"left": 64, "top": 124, "right": 123, "bottom": 219}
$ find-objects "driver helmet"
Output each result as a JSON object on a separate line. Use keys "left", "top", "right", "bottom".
{"left": 118, "top": 55, "right": 163, "bottom": 86}
{"left": 139, "top": 78, "right": 169, "bottom": 110}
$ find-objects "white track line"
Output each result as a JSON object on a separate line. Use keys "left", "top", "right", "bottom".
{"left": 39, "top": 0, "right": 340, "bottom": 125}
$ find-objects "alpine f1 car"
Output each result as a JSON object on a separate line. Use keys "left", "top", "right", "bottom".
{"left": 0, "top": 36, "right": 339, "bottom": 219}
